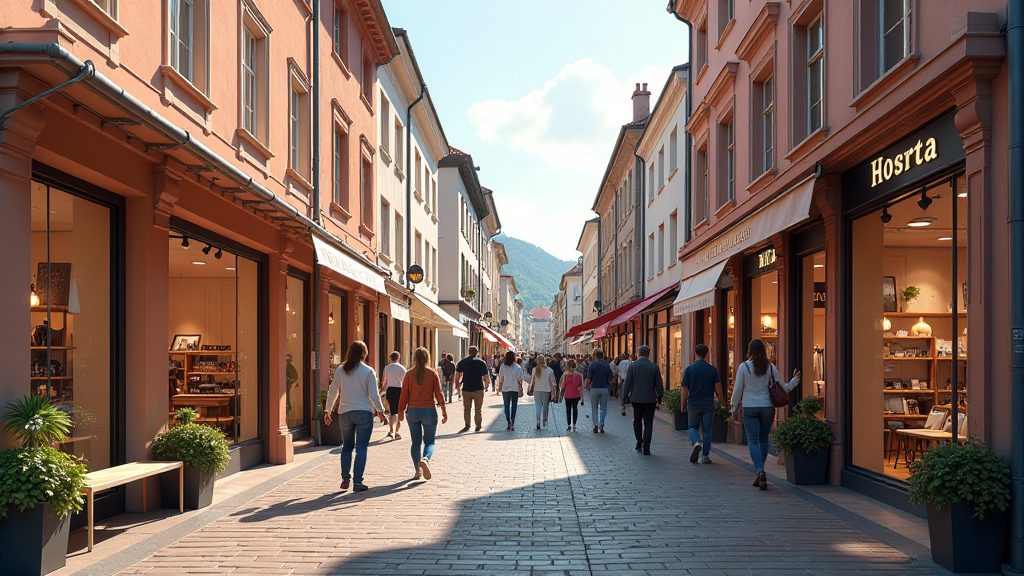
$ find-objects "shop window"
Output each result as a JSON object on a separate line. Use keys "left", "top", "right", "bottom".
{"left": 31, "top": 182, "right": 114, "bottom": 472}
{"left": 749, "top": 266, "right": 779, "bottom": 365}
{"left": 850, "top": 177, "right": 966, "bottom": 481}
{"left": 167, "top": 231, "right": 262, "bottom": 445}
{"left": 800, "top": 252, "right": 827, "bottom": 406}
{"left": 285, "top": 274, "right": 307, "bottom": 430}
{"left": 858, "top": 0, "right": 912, "bottom": 91}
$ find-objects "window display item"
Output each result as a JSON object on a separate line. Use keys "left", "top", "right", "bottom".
{"left": 912, "top": 317, "right": 933, "bottom": 337}
{"left": 35, "top": 262, "right": 72, "bottom": 307}
{"left": 925, "top": 407, "right": 949, "bottom": 430}
{"left": 170, "top": 334, "right": 202, "bottom": 351}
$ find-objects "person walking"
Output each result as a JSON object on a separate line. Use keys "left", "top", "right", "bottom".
{"left": 549, "top": 352, "right": 564, "bottom": 404}
{"left": 584, "top": 349, "right": 614, "bottom": 433}
{"left": 560, "top": 359, "right": 584, "bottom": 432}
{"left": 438, "top": 353, "right": 456, "bottom": 402}
{"left": 398, "top": 347, "right": 448, "bottom": 480}
{"left": 454, "top": 346, "right": 489, "bottom": 433}
{"left": 617, "top": 353, "right": 632, "bottom": 415}
{"left": 680, "top": 343, "right": 724, "bottom": 464}
{"left": 381, "top": 351, "right": 407, "bottom": 440}
{"left": 731, "top": 338, "right": 801, "bottom": 490}
{"left": 324, "top": 341, "right": 387, "bottom": 492}
{"left": 496, "top": 350, "right": 525, "bottom": 430}
{"left": 529, "top": 355, "right": 557, "bottom": 429}
{"left": 621, "top": 345, "right": 664, "bottom": 455}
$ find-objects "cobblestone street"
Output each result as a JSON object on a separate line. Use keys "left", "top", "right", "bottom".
{"left": 63, "top": 394, "right": 943, "bottom": 576}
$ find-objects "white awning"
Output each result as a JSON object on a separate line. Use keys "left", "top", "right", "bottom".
{"left": 390, "top": 299, "right": 411, "bottom": 323}
{"left": 568, "top": 332, "right": 593, "bottom": 346}
{"left": 413, "top": 293, "right": 469, "bottom": 338}
{"left": 312, "top": 235, "right": 386, "bottom": 293}
{"left": 672, "top": 261, "right": 729, "bottom": 316}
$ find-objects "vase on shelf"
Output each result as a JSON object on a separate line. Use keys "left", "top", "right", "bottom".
{"left": 912, "top": 317, "right": 932, "bottom": 337}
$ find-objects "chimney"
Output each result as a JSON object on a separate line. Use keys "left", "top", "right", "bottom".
{"left": 631, "top": 82, "right": 651, "bottom": 122}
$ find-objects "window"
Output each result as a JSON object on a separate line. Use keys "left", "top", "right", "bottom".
{"left": 360, "top": 157, "right": 372, "bottom": 228}
{"left": 657, "top": 147, "right": 665, "bottom": 190}
{"left": 414, "top": 150, "right": 422, "bottom": 197}
{"left": 169, "top": 0, "right": 193, "bottom": 81}
{"left": 695, "top": 19, "right": 708, "bottom": 72}
{"left": 380, "top": 93, "right": 390, "bottom": 154}
{"left": 415, "top": 231, "right": 423, "bottom": 268}
{"left": 288, "top": 78, "right": 310, "bottom": 180}
{"left": 657, "top": 224, "right": 665, "bottom": 272}
{"left": 95, "top": 0, "right": 115, "bottom": 13}
{"left": 361, "top": 55, "right": 373, "bottom": 102}
{"left": 718, "top": 119, "right": 735, "bottom": 206}
{"left": 333, "top": 1, "right": 347, "bottom": 65}
{"left": 333, "top": 127, "right": 348, "bottom": 207}
{"left": 290, "top": 89, "right": 301, "bottom": 170}
{"left": 669, "top": 128, "right": 678, "bottom": 174}
{"left": 424, "top": 241, "right": 431, "bottom": 283}
{"left": 695, "top": 145, "right": 708, "bottom": 223}
{"left": 431, "top": 246, "right": 438, "bottom": 286}
{"left": 880, "top": 0, "right": 911, "bottom": 74}
{"left": 395, "top": 214, "right": 404, "bottom": 269}
{"left": 394, "top": 119, "right": 404, "bottom": 171}
{"left": 718, "top": 0, "right": 734, "bottom": 39}
{"left": 808, "top": 16, "right": 824, "bottom": 132}
{"left": 754, "top": 74, "right": 775, "bottom": 175}
{"left": 380, "top": 200, "right": 390, "bottom": 256}
{"left": 648, "top": 233, "right": 656, "bottom": 278}
{"left": 241, "top": 28, "right": 257, "bottom": 133}
{"left": 648, "top": 164, "right": 655, "bottom": 202}
{"left": 669, "top": 212, "right": 678, "bottom": 264}
{"left": 793, "top": 8, "right": 824, "bottom": 143}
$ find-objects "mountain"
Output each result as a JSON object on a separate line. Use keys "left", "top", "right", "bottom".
{"left": 496, "top": 233, "right": 577, "bottom": 312}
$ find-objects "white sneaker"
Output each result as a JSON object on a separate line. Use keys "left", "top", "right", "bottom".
{"left": 702, "top": 455, "right": 713, "bottom": 464}
{"left": 690, "top": 443, "right": 702, "bottom": 463}
{"left": 419, "top": 458, "right": 432, "bottom": 480}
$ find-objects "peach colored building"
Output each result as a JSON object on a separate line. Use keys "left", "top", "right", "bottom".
{"left": 669, "top": 0, "right": 1007, "bottom": 513}
{"left": 0, "top": 0, "right": 397, "bottom": 524}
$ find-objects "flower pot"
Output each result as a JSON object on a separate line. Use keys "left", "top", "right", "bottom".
{"left": 927, "top": 503, "right": 1007, "bottom": 573}
{"left": 712, "top": 415, "right": 729, "bottom": 443}
{"left": 673, "top": 411, "right": 688, "bottom": 431}
{"left": 0, "top": 502, "right": 71, "bottom": 575}
{"left": 783, "top": 445, "right": 828, "bottom": 485}
{"left": 320, "top": 417, "right": 342, "bottom": 446}
{"left": 159, "top": 465, "right": 215, "bottom": 510}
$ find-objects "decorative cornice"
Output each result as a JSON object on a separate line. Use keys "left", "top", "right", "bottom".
{"left": 706, "top": 61, "right": 739, "bottom": 111}
{"left": 736, "top": 2, "right": 780, "bottom": 63}
{"left": 351, "top": 0, "right": 400, "bottom": 65}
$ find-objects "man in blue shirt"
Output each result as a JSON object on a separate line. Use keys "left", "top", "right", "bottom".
{"left": 680, "top": 343, "right": 724, "bottom": 464}
{"left": 585, "top": 349, "right": 615, "bottom": 433}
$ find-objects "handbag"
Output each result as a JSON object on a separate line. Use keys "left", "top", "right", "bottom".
{"left": 765, "top": 364, "right": 790, "bottom": 408}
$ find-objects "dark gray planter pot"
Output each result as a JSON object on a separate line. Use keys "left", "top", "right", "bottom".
{"left": 320, "top": 417, "right": 342, "bottom": 446}
{"left": 783, "top": 445, "right": 828, "bottom": 485}
{"left": 673, "top": 411, "right": 688, "bottom": 431}
{"left": 159, "top": 465, "right": 215, "bottom": 510}
{"left": 711, "top": 415, "right": 729, "bottom": 443}
{"left": 0, "top": 502, "right": 71, "bottom": 575}
{"left": 927, "top": 503, "right": 1007, "bottom": 573}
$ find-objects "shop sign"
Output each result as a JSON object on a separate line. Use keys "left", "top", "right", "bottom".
{"left": 813, "top": 282, "right": 826, "bottom": 309}
{"left": 842, "top": 112, "right": 964, "bottom": 212}
{"left": 695, "top": 225, "right": 751, "bottom": 266}
{"left": 312, "top": 235, "right": 386, "bottom": 293}
{"left": 756, "top": 248, "right": 777, "bottom": 271}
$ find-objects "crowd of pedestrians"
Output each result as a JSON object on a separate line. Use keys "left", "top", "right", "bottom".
{"left": 323, "top": 336, "right": 800, "bottom": 493}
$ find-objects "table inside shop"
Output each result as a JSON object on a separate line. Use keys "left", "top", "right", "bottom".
{"left": 171, "top": 394, "right": 235, "bottom": 430}
{"left": 893, "top": 428, "right": 967, "bottom": 468}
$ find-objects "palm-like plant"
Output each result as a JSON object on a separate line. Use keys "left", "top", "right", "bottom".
{"left": 2, "top": 394, "right": 71, "bottom": 448}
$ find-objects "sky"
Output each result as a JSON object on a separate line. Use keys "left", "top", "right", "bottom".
{"left": 380, "top": 0, "right": 690, "bottom": 261}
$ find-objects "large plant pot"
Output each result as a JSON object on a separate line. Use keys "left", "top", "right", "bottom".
{"left": 320, "top": 417, "right": 342, "bottom": 446}
{"left": 0, "top": 502, "right": 71, "bottom": 575}
{"left": 159, "top": 465, "right": 215, "bottom": 510}
{"left": 927, "top": 503, "right": 1007, "bottom": 573}
{"left": 673, "top": 411, "right": 688, "bottom": 431}
{"left": 711, "top": 415, "right": 729, "bottom": 443}
{"left": 783, "top": 445, "right": 828, "bottom": 485}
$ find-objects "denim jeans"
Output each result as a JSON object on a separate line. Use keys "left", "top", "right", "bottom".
{"left": 564, "top": 397, "right": 580, "bottom": 426}
{"left": 743, "top": 406, "right": 776, "bottom": 472}
{"left": 338, "top": 410, "right": 374, "bottom": 484}
{"left": 406, "top": 407, "right": 438, "bottom": 470}
{"left": 534, "top": 391, "right": 551, "bottom": 424}
{"left": 590, "top": 387, "right": 610, "bottom": 428}
{"left": 502, "top": 391, "right": 519, "bottom": 424}
{"left": 687, "top": 404, "right": 714, "bottom": 457}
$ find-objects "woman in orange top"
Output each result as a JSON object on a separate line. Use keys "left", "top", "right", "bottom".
{"left": 398, "top": 347, "right": 448, "bottom": 480}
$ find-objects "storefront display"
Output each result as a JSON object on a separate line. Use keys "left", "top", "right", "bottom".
{"left": 285, "top": 274, "right": 308, "bottom": 431}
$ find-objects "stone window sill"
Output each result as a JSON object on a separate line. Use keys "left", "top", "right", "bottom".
{"left": 160, "top": 65, "right": 216, "bottom": 114}
{"left": 286, "top": 167, "right": 313, "bottom": 193}
{"left": 850, "top": 55, "right": 920, "bottom": 111}
{"left": 236, "top": 128, "right": 273, "bottom": 160}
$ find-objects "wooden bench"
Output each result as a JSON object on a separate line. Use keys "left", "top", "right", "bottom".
{"left": 81, "top": 461, "right": 183, "bottom": 552}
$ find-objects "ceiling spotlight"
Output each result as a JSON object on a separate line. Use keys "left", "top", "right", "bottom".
{"left": 958, "top": 192, "right": 967, "bottom": 198}
{"left": 202, "top": 244, "right": 212, "bottom": 255}
{"left": 813, "top": 264, "right": 824, "bottom": 268}
{"left": 881, "top": 206, "right": 892, "bottom": 224}
{"left": 181, "top": 237, "right": 190, "bottom": 249}
{"left": 214, "top": 249, "right": 223, "bottom": 259}
{"left": 907, "top": 217, "right": 936, "bottom": 228}
{"left": 191, "top": 261, "right": 206, "bottom": 265}
{"left": 225, "top": 267, "right": 236, "bottom": 271}
{"left": 938, "top": 237, "right": 953, "bottom": 241}
{"left": 918, "top": 189, "right": 933, "bottom": 211}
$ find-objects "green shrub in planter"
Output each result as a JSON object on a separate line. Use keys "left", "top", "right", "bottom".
{"left": 771, "top": 396, "right": 832, "bottom": 485}
{"left": 713, "top": 401, "right": 731, "bottom": 421}
{"left": 151, "top": 408, "right": 230, "bottom": 473}
{"left": 663, "top": 389, "right": 681, "bottom": 413}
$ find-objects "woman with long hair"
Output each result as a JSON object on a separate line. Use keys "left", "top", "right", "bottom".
{"left": 324, "top": 341, "right": 387, "bottom": 492}
{"left": 560, "top": 359, "right": 584, "bottom": 432}
{"left": 528, "top": 354, "right": 557, "bottom": 429}
{"left": 496, "top": 350, "right": 525, "bottom": 431}
{"left": 398, "top": 347, "right": 448, "bottom": 480}
{"left": 730, "top": 338, "right": 801, "bottom": 490}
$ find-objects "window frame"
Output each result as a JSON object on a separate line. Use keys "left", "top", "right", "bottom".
{"left": 169, "top": 0, "right": 193, "bottom": 81}
{"left": 333, "top": 0, "right": 348, "bottom": 68}
{"left": 380, "top": 199, "right": 391, "bottom": 257}
{"left": 807, "top": 15, "right": 824, "bottom": 134}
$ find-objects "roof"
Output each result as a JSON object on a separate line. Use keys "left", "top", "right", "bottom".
{"left": 575, "top": 217, "right": 600, "bottom": 252}
{"left": 529, "top": 307, "right": 552, "bottom": 320}
{"left": 439, "top": 147, "right": 489, "bottom": 218}
{"left": 636, "top": 64, "right": 689, "bottom": 158}
{"left": 355, "top": 0, "right": 400, "bottom": 65}
{"left": 591, "top": 116, "right": 649, "bottom": 212}
{"left": 482, "top": 188, "right": 502, "bottom": 236}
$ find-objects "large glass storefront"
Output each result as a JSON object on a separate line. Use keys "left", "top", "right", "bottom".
{"left": 747, "top": 248, "right": 779, "bottom": 365}
{"left": 167, "top": 229, "right": 261, "bottom": 445}
{"left": 800, "top": 252, "right": 827, "bottom": 404}
{"left": 30, "top": 180, "right": 119, "bottom": 473}
{"left": 285, "top": 273, "right": 307, "bottom": 431}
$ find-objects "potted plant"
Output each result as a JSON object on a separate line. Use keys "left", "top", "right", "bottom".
{"left": 771, "top": 396, "right": 832, "bottom": 485}
{"left": 152, "top": 408, "right": 230, "bottom": 510}
{"left": 902, "top": 285, "right": 921, "bottom": 312}
{"left": 319, "top": 390, "right": 341, "bottom": 446}
{"left": 663, "top": 389, "right": 687, "bottom": 430}
{"left": 0, "top": 395, "right": 87, "bottom": 576}
{"left": 908, "top": 439, "right": 1009, "bottom": 573}
{"left": 712, "top": 401, "right": 731, "bottom": 443}
{"left": 464, "top": 288, "right": 476, "bottom": 299}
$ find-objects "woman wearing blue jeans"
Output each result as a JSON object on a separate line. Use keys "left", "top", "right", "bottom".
{"left": 324, "top": 341, "right": 387, "bottom": 492}
{"left": 529, "top": 355, "right": 557, "bottom": 429}
{"left": 398, "top": 347, "right": 448, "bottom": 480}
{"left": 730, "top": 339, "right": 801, "bottom": 490}
{"left": 496, "top": 351, "right": 524, "bottom": 431}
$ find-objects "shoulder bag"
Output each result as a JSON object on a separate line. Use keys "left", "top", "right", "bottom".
{"left": 766, "top": 363, "right": 790, "bottom": 408}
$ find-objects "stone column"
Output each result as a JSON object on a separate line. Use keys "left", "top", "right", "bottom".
{"left": 267, "top": 237, "right": 294, "bottom": 465}
{"left": 814, "top": 174, "right": 844, "bottom": 485}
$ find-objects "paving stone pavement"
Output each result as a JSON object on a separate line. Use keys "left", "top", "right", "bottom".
{"left": 114, "top": 392, "right": 941, "bottom": 576}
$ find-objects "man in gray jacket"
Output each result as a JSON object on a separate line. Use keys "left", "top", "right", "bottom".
{"left": 622, "top": 345, "right": 664, "bottom": 455}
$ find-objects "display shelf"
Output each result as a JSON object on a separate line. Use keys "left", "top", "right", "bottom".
{"left": 187, "top": 371, "right": 237, "bottom": 376}
{"left": 886, "top": 312, "right": 966, "bottom": 318}
{"left": 884, "top": 389, "right": 935, "bottom": 393}
{"left": 30, "top": 305, "right": 69, "bottom": 313}
{"left": 884, "top": 336, "right": 935, "bottom": 339}
{"left": 884, "top": 414, "right": 929, "bottom": 419}
{"left": 31, "top": 346, "right": 76, "bottom": 351}
{"left": 30, "top": 376, "right": 73, "bottom": 380}
{"left": 883, "top": 357, "right": 935, "bottom": 361}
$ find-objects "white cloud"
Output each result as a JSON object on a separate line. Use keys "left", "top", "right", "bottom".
{"left": 492, "top": 193, "right": 595, "bottom": 262}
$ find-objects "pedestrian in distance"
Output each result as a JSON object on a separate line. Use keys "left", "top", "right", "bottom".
{"left": 549, "top": 352, "right": 564, "bottom": 404}
{"left": 560, "top": 359, "right": 584, "bottom": 432}
{"left": 584, "top": 349, "right": 614, "bottom": 433}
{"left": 381, "top": 351, "right": 407, "bottom": 440}
{"left": 454, "top": 346, "right": 489, "bottom": 433}
{"left": 496, "top": 350, "right": 525, "bottom": 430}
{"left": 680, "top": 343, "right": 724, "bottom": 464}
{"left": 398, "top": 347, "right": 448, "bottom": 480}
{"left": 617, "top": 353, "right": 632, "bottom": 415}
{"left": 731, "top": 338, "right": 801, "bottom": 490}
{"left": 324, "top": 341, "right": 387, "bottom": 492}
{"left": 621, "top": 345, "right": 664, "bottom": 455}
{"left": 529, "top": 355, "right": 557, "bottom": 429}
{"left": 438, "top": 353, "right": 456, "bottom": 402}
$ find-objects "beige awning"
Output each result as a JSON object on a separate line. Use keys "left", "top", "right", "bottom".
{"left": 312, "top": 235, "right": 386, "bottom": 293}
{"left": 390, "top": 299, "right": 411, "bottom": 323}
{"left": 672, "top": 260, "right": 729, "bottom": 316}
{"left": 413, "top": 293, "right": 469, "bottom": 338}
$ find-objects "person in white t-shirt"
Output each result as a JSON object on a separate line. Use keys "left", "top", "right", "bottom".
{"left": 382, "top": 351, "right": 408, "bottom": 440}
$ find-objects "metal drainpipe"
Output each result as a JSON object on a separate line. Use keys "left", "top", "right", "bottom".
{"left": 0, "top": 60, "right": 95, "bottom": 124}
{"left": 1007, "top": 0, "right": 1024, "bottom": 571}
{"left": 406, "top": 84, "right": 426, "bottom": 291}
{"left": 667, "top": 2, "right": 694, "bottom": 244}
{"left": 635, "top": 152, "right": 646, "bottom": 300}
{"left": 311, "top": 0, "right": 322, "bottom": 444}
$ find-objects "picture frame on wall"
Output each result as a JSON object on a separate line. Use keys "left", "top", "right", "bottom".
{"left": 170, "top": 334, "right": 201, "bottom": 351}
{"left": 882, "top": 276, "right": 897, "bottom": 313}
{"left": 35, "top": 262, "right": 72, "bottom": 307}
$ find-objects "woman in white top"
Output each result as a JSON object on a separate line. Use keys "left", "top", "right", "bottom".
{"left": 730, "top": 338, "right": 801, "bottom": 490}
{"left": 324, "top": 341, "right": 387, "bottom": 492}
{"left": 496, "top": 351, "right": 525, "bottom": 431}
{"left": 529, "top": 355, "right": 557, "bottom": 429}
